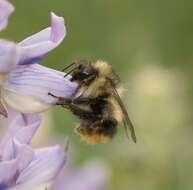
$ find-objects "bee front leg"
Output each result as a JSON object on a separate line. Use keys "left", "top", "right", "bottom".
{"left": 83, "top": 75, "right": 97, "bottom": 85}
{"left": 72, "top": 83, "right": 84, "bottom": 97}
{"left": 48, "top": 92, "right": 72, "bottom": 106}
{"left": 72, "top": 75, "right": 96, "bottom": 97}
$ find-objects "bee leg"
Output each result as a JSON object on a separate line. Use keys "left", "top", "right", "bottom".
{"left": 48, "top": 92, "right": 59, "bottom": 99}
{"left": 72, "top": 97, "right": 94, "bottom": 104}
{"left": 67, "top": 104, "right": 99, "bottom": 120}
{"left": 72, "top": 83, "right": 83, "bottom": 97}
{"left": 83, "top": 75, "right": 97, "bottom": 85}
{"left": 48, "top": 92, "right": 72, "bottom": 106}
{"left": 72, "top": 75, "right": 96, "bottom": 97}
{"left": 73, "top": 96, "right": 108, "bottom": 107}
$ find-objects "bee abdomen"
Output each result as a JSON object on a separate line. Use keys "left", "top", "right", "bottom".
{"left": 100, "top": 119, "right": 117, "bottom": 138}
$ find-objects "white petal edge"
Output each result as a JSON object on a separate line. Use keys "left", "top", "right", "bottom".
{"left": 2, "top": 89, "right": 51, "bottom": 113}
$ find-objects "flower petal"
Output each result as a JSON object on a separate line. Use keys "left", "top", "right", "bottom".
{"left": 0, "top": 101, "right": 8, "bottom": 117}
{"left": 0, "top": 111, "right": 40, "bottom": 144}
{"left": 1, "top": 90, "right": 51, "bottom": 113}
{"left": 2, "top": 64, "right": 77, "bottom": 113}
{"left": 0, "top": 40, "right": 19, "bottom": 73}
{"left": 0, "top": 110, "right": 40, "bottom": 157}
{"left": 14, "top": 114, "right": 40, "bottom": 144}
{"left": 18, "top": 12, "right": 66, "bottom": 65}
{"left": 15, "top": 145, "right": 66, "bottom": 190}
{"left": 0, "top": 0, "right": 14, "bottom": 31}
{"left": 51, "top": 161, "right": 108, "bottom": 190}
{"left": 0, "top": 138, "right": 14, "bottom": 161}
{"left": 0, "top": 159, "right": 18, "bottom": 185}
{"left": 13, "top": 140, "right": 34, "bottom": 172}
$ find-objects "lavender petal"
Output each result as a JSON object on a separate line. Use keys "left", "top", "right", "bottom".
{"left": 13, "top": 140, "right": 34, "bottom": 173}
{"left": 0, "top": 40, "right": 19, "bottom": 73}
{"left": 0, "top": 101, "right": 7, "bottom": 118}
{"left": 51, "top": 161, "right": 108, "bottom": 190}
{"left": 2, "top": 64, "right": 77, "bottom": 113}
{"left": 0, "top": 159, "right": 18, "bottom": 185}
{"left": 18, "top": 12, "right": 66, "bottom": 65}
{"left": 0, "top": 0, "right": 14, "bottom": 31}
{"left": 15, "top": 145, "right": 66, "bottom": 190}
{"left": 0, "top": 110, "right": 40, "bottom": 158}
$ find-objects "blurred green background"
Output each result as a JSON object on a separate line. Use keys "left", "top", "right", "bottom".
{"left": 2, "top": 0, "right": 193, "bottom": 189}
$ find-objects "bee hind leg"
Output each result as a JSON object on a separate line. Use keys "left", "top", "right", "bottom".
{"left": 68, "top": 104, "right": 100, "bottom": 120}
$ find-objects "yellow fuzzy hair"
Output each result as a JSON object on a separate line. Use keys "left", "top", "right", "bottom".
{"left": 74, "top": 126, "right": 109, "bottom": 144}
{"left": 83, "top": 77, "right": 106, "bottom": 97}
{"left": 116, "top": 85, "right": 126, "bottom": 97}
{"left": 92, "top": 60, "right": 112, "bottom": 77}
{"left": 108, "top": 96, "right": 124, "bottom": 124}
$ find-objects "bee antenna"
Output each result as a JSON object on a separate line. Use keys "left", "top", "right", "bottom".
{"left": 63, "top": 67, "right": 77, "bottom": 78}
{"left": 62, "top": 62, "right": 76, "bottom": 72}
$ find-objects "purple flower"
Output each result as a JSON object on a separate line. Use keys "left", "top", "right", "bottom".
{"left": 0, "top": 40, "right": 19, "bottom": 73}
{"left": 50, "top": 160, "right": 109, "bottom": 190}
{"left": 18, "top": 12, "right": 66, "bottom": 65}
{"left": 0, "top": 0, "right": 14, "bottom": 31}
{"left": 0, "top": 12, "right": 77, "bottom": 116}
{"left": 0, "top": 108, "right": 66, "bottom": 190}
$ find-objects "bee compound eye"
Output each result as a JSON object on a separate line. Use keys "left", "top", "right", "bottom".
{"left": 78, "top": 64, "right": 83, "bottom": 69}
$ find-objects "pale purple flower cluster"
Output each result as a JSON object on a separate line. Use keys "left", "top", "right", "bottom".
{"left": 0, "top": 0, "right": 14, "bottom": 31}
{"left": 0, "top": 11, "right": 77, "bottom": 115}
{"left": 51, "top": 161, "right": 108, "bottom": 190}
{"left": 0, "top": 1, "right": 108, "bottom": 190}
{"left": 0, "top": 109, "right": 66, "bottom": 190}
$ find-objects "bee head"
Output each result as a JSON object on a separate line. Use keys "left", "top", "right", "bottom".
{"left": 70, "top": 61, "right": 98, "bottom": 83}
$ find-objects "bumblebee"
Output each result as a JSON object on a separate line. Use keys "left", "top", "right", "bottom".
{"left": 49, "top": 60, "right": 136, "bottom": 144}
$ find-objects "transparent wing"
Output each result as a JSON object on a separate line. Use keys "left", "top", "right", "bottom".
{"left": 109, "top": 79, "right": 137, "bottom": 143}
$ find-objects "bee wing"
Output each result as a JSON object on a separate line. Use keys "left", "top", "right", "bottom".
{"left": 110, "top": 80, "right": 137, "bottom": 143}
